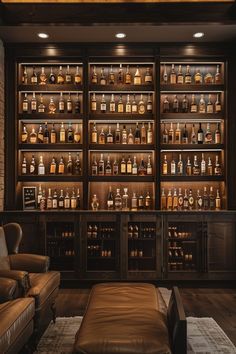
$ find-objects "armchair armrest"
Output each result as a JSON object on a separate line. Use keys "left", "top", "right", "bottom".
{"left": 0, "top": 277, "right": 18, "bottom": 303}
{"left": 0, "top": 270, "right": 30, "bottom": 296}
{"left": 9, "top": 254, "right": 50, "bottom": 273}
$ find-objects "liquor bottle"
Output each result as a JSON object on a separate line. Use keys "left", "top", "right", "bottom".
{"left": 70, "top": 189, "right": 77, "bottom": 209}
{"left": 215, "top": 189, "right": 221, "bottom": 210}
{"left": 145, "top": 67, "right": 152, "bottom": 83}
{"left": 182, "top": 123, "right": 189, "bottom": 144}
{"left": 204, "top": 69, "right": 213, "bottom": 84}
{"left": 122, "top": 188, "right": 129, "bottom": 210}
{"left": 100, "top": 94, "right": 106, "bottom": 113}
{"left": 197, "top": 123, "right": 204, "bottom": 144}
{"left": 125, "top": 65, "right": 131, "bottom": 84}
{"left": 170, "top": 64, "right": 176, "bottom": 84}
{"left": 22, "top": 66, "right": 28, "bottom": 84}
{"left": 67, "top": 93, "right": 72, "bottom": 113}
{"left": 163, "top": 64, "right": 168, "bottom": 83}
{"left": 138, "top": 156, "right": 147, "bottom": 175}
{"left": 43, "top": 122, "right": 50, "bottom": 143}
{"left": 52, "top": 190, "right": 58, "bottom": 209}
{"left": 163, "top": 95, "right": 170, "bottom": 113}
{"left": 118, "top": 64, "right": 124, "bottom": 84}
{"left": 191, "top": 124, "right": 197, "bottom": 144}
{"left": 196, "top": 189, "right": 203, "bottom": 210}
{"left": 194, "top": 68, "right": 203, "bottom": 84}
{"left": 107, "top": 186, "right": 114, "bottom": 210}
{"left": 118, "top": 94, "right": 124, "bottom": 113}
{"left": 173, "top": 94, "right": 179, "bottom": 113}
{"left": 98, "top": 128, "right": 105, "bottom": 144}
{"left": 161, "top": 188, "right": 167, "bottom": 210}
{"left": 120, "top": 125, "right": 127, "bottom": 144}
{"left": 182, "top": 94, "right": 189, "bottom": 113}
{"left": 74, "top": 66, "right": 82, "bottom": 85}
{"left": 59, "top": 92, "right": 65, "bottom": 113}
{"left": 121, "top": 155, "right": 126, "bottom": 174}
{"left": 199, "top": 94, "right": 206, "bottom": 113}
{"left": 215, "top": 93, "right": 222, "bottom": 113}
{"left": 206, "top": 94, "right": 214, "bottom": 114}
{"left": 183, "top": 189, "right": 189, "bottom": 210}
{"left": 188, "top": 189, "right": 195, "bottom": 210}
{"left": 125, "top": 94, "right": 132, "bottom": 113}
{"left": 22, "top": 93, "right": 29, "bottom": 113}
{"left": 167, "top": 189, "right": 173, "bottom": 210}
{"left": 106, "top": 126, "right": 113, "bottom": 144}
{"left": 147, "top": 93, "right": 153, "bottom": 113}
{"left": 173, "top": 188, "right": 178, "bottom": 211}
{"left": 177, "top": 154, "right": 183, "bottom": 175}
{"left": 48, "top": 97, "right": 56, "bottom": 114}
{"left": 38, "top": 155, "right": 45, "bottom": 175}
{"left": 209, "top": 186, "right": 215, "bottom": 210}
{"left": 115, "top": 189, "right": 122, "bottom": 210}
{"left": 185, "top": 65, "right": 192, "bottom": 84}
{"left": 147, "top": 122, "right": 153, "bottom": 144}
{"left": 100, "top": 67, "right": 106, "bottom": 85}
{"left": 21, "top": 125, "right": 28, "bottom": 143}
{"left": 214, "top": 155, "right": 222, "bottom": 175}
{"left": 127, "top": 156, "right": 132, "bottom": 174}
{"left": 39, "top": 67, "right": 47, "bottom": 85}
{"left": 49, "top": 157, "right": 56, "bottom": 174}
{"left": 38, "top": 94, "right": 45, "bottom": 113}
{"left": 201, "top": 153, "right": 206, "bottom": 175}
{"left": 138, "top": 193, "right": 144, "bottom": 210}
{"left": 49, "top": 67, "right": 56, "bottom": 84}
{"left": 134, "top": 66, "right": 141, "bottom": 85}
{"left": 109, "top": 94, "right": 116, "bottom": 113}
{"left": 162, "top": 154, "right": 168, "bottom": 175}
{"left": 47, "top": 188, "right": 53, "bottom": 209}
{"left": 58, "top": 190, "right": 65, "bottom": 209}
{"left": 91, "top": 66, "right": 98, "bottom": 84}
{"left": 58, "top": 156, "right": 65, "bottom": 174}
{"left": 131, "top": 94, "right": 138, "bottom": 113}
{"left": 67, "top": 122, "right": 74, "bottom": 143}
{"left": 207, "top": 157, "right": 213, "bottom": 175}
{"left": 178, "top": 188, "right": 184, "bottom": 210}
{"left": 29, "top": 128, "right": 37, "bottom": 144}
{"left": 74, "top": 124, "right": 81, "bottom": 143}
{"left": 115, "top": 123, "right": 121, "bottom": 143}
{"left": 186, "top": 156, "right": 192, "bottom": 176}
{"left": 170, "top": 157, "right": 176, "bottom": 175}
{"left": 31, "top": 92, "right": 37, "bottom": 112}
{"left": 67, "top": 152, "right": 73, "bottom": 174}
{"left": 131, "top": 192, "right": 138, "bottom": 211}
{"left": 147, "top": 155, "right": 152, "bottom": 175}
{"left": 214, "top": 123, "right": 221, "bottom": 144}
{"left": 76, "top": 188, "right": 81, "bottom": 209}
{"left": 168, "top": 122, "right": 174, "bottom": 143}
{"left": 57, "top": 66, "right": 64, "bottom": 84}
{"left": 40, "top": 190, "right": 46, "bottom": 211}
{"left": 203, "top": 187, "right": 209, "bottom": 210}
{"left": 31, "top": 66, "right": 38, "bottom": 84}
{"left": 190, "top": 94, "right": 197, "bottom": 113}
{"left": 140, "top": 122, "right": 146, "bottom": 144}
{"left": 113, "top": 159, "right": 119, "bottom": 175}
{"left": 21, "top": 155, "right": 27, "bottom": 174}
{"left": 74, "top": 152, "right": 82, "bottom": 175}
{"left": 37, "top": 124, "right": 44, "bottom": 143}
{"left": 91, "top": 93, "right": 97, "bottom": 112}
{"left": 175, "top": 122, "right": 181, "bottom": 143}
{"left": 59, "top": 122, "right": 66, "bottom": 143}
{"left": 132, "top": 156, "right": 138, "bottom": 175}
{"left": 128, "top": 128, "right": 134, "bottom": 144}
{"left": 105, "top": 155, "right": 112, "bottom": 175}
{"left": 75, "top": 94, "right": 80, "bottom": 115}
{"left": 91, "top": 122, "right": 97, "bottom": 143}
{"left": 109, "top": 65, "right": 115, "bottom": 84}
{"left": 205, "top": 123, "right": 213, "bottom": 143}
{"left": 134, "top": 122, "right": 141, "bottom": 144}
{"left": 193, "top": 155, "right": 200, "bottom": 175}
{"left": 98, "top": 153, "right": 104, "bottom": 175}
{"left": 162, "top": 123, "right": 168, "bottom": 144}
{"left": 92, "top": 155, "right": 98, "bottom": 175}
{"left": 37, "top": 184, "right": 42, "bottom": 208}
{"left": 138, "top": 94, "right": 145, "bottom": 114}
{"left": 177, "top": 65, "right": 184, "bottom": 84}
{"left": 215, "top": 64, "right": 222, "bottom": 84}
{"left": 64, "top": 190, "right": 70, "bottom": 209}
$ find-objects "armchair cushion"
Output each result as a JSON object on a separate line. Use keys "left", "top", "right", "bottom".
{"left": 3, "top": 223, "right": 22, "bottom": 255}
{"left": 9, "top": 253, "right": 50, "bottom": 273}
{"left": 28, "top": 272, "right": 60, "bottom": 308}
{"left": 0, "top": 277, "right": 17, "bottom": 303}
{"left": 0, "top": 270, "right": 31, "bottom": 296}
{"left": 0, "top": 227, "right": 10, "bottom": 270}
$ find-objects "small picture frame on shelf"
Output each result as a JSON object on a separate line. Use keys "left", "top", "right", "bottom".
{"left": 22, "top": 186, "right": 37, "bottom": 210}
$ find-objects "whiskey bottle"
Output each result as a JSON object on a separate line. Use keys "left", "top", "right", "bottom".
{"left": 64, "top": 189, "right": 71, "bottom": 209}
{"left": 29, "top": 128, "right": 37, "bottom": 144}
{"left": 197, "top": 123, "right": 204, "bottom": 144}
{"left": 175, "top": 123, "right": 181, "bottom": 144}
{"left": 203, "top": 187, "right": 209, "bottom": 210}
{"left": 37, "top": 124, "right": 44, "bottom": 143}
{"left": 206, "top": 94, "right": 214, "bottom": 113}
{"left": 183, "top": 189, "right": 189, "bottom": 210}
{"left": 134, "top": 66, "right": 141, "bottom": 85}
{"left": 107, "top": 126, "right": 113, "bottom": 143}
{"left": 48, "top": 97, "right": 56, "bottom": 114}
{"left": 168, "top": 122, "right": 174, "bottom": 143}
{"left": 147, "top": 155, "right": 152, "bottom": 175}
{"left": 74, "top": 66, "right": 82, "bottom": 85}
{"left": 76, "top": 188, "right": 81, "bottom": 209}
{"left": 161, "top": 188, "right": 167, "bottom": 210}
{"left": 138, "top": 94, "right": 145, "bottom": 114}
{"left": 109, "top": 65, "right": 115, "bottom": 84}
{"left": 31, "top": 92, "right": 37, "bottom": 112}
{"left": 162, "top": 155, "right": 168, "bottom": 175}
{"left": 74, "top": 152, "right": 82, "bottom": 175}
{"left": 58, "top": 190, "right": 64, "bottom": 209}
{"left": 191, "top": 124, "right": 197, "bottom": 144}
{"left": 145, "top": 67, "right": 152, "bottom": 84}
{"left": 138, "top": 193, "right": 144, "bottom": 210}
{"left": 132, "top": 156, "right": 138, "bottom": 175}
{"left": 170, "top": 157, "right": 176, "bottom": 175}
{"left": 49, "top": 157, "right": 56, "bottom": 174}
{"left": 204, "top": 69, "right": 213, "bottom": 84}
{"left": 74, "top": 124, "right": 81, "bottom": 143}
{"left": 196, "top": 189, "right": 203, "bottom": 210}
{"left": 131, "top": 94, "right": 138, "bottom": 113}
{"left": 121, "top": 156, "right": 126, "bottom": 174}
{"left": 186, "top": 156, "right": 192, "bottom": 176}
{"left": 31, "top": 66, "right": 38, "bottom": 84}
{"left": 207, "top": 157, "right": 213, "bottom": 175}
{"left": 205, "top": 123, "right": 213, "bottom": 143}
{"left": 170, "top": 64, "right": 177, "bottom": 84}
{"left": 134, "top": 122, "right": 141, "bottom": 144}
{"left": 185, "top": 65, "right": 192, "bottom": 84}
{"left": 91, "top": 66, "right": 98, "bottom": 84}
{"left": 215, "top": 65, "right": 222, "bottom": 84}
{"left": 138, "top": 156, "right": 147, "bottom": 175}
{"left": 214, "top": 155, "right": 222, "bottom": 175}
{"left": 40, "top": 190, "right": 46, "bottom": 211}
{"left": 214, "top": 123, "right": 221, "bottom": 144}
{"left": 193, "top": 155, "right": 200, "bottom": 175}
{"left": 92, "top": 155, "right": 98, "bottom": 175}
{"left": 122, "top": 188, "right": 129, "bottom": 210}
{"left": 115, "top": 189, "right": 122, "bottom": 210}
{"left": 67, "top": 122, "right": 74, "bottom": 143}
{"left": 100, "top": 67, "right": 106, "bottom": 85}
{"left": 147, "top": 122, "right": 153, "bottom": 144}
{"left": 67, "top": 93, "right": 73, "bottom": 113}
{"left": 105, "top": 155, "right": 112, "bottom": 175}
{"left": 109, "top": 94, "right": 116, "bottom": 113}
{"left": 177, "top": 65, "right": 184, "bottom": 84}
{"left": 182, "top": 123, "right": 189, "bottom": 144}
{"left": 178, "top": 188, "right": 184, "bottom": 210}
{"left": 65, "top": 65, "right": 72, "bottom": 83}
{"left": 67, "top": 152, "right": 73, "bottom": 174}
{"left": 141, "top": 122, "right": 146, "bottom": 144}
{"left": 47, "top": 188, "right": 53, "bottom": 209}
{"left": 100, "top": 94, "right": 107, "bottom": 113}
{"left": 57, "top": 66, "right": 64, "bottom": 84}
{"left": 126, "top": 94, "right": 132, "bottom": 113}
{"left": 182, "top": 94, "right": 189, "bottom": 113}
{"left": 147, "top": 93, "right": 153, "bottom": 113}
{"left": 163, "top": 95, "right": 170, "bottom": 113}
{"left": 127, "top": 128, "right": 134, "bottom": 144}
{"left": 215, "top": 93, "right": 222, "bottom": 113}
{"left": 163, "top": 64, "right": 168, "bottom": 83}
{"left": 22, "top": 93, "right": 29, "bottom": 113}
{"left": 173, "top": 188, "right": 178, "bottom": 211}
{"left": 200, "top": 153, "right": 206, "bottom": 175}
{"left": 215, "top": 189, "right": 221, "bottom": 210}
{"left": 38, "top": 155, "right": 45, "bottom": 175}
{"left": 115, "top": 123, "right": 121, "bottom": 143}
{"left": 162, "top": 123, "right": 168, "bottom": 144}
{"left": 91, "top": 122, "right": 98, "bottom": 143}
{"left": 188, "top": 189, "right": 195, "bottom": 210}
{"left": 22, "top": 66, "right": 28, "bottom": 84}
{"left": 21, "top": 125, "right": 28, "bottom": 143}
{"left": 107, "top": 186, "right": 114, "bottom": 210}
{"left": 52, "top": 190, "right": 58, "bottom": 209}
{"left": 194, "top": 68, "right": 203, "bottom": 84}
{"left": 39, "top": 67, "right": 47, "bottom": 85}
{"left": 21, "top": 155, "right": 27, "bottom": 174}
{"left": 70, "top": 189, "right": 77, "bottom": 209}
{"left": 49, "top": 67, "right": 56, "bottom": 84}
{"left": 127, "top": 156, "right": 132, "bottom": 174}
{"left": 125, "top": 65, "right": 131, "bottom": 84}
{"left": 167, "top": 189, "right": 173, "bottom": 210}
{"left": 118, "top": 64, "right": 124, "bottom": 84}
{"left": 59, "top": 92, "right": 65, "bottom": 113}
{"left": 38, "top": 94, "right": 45, "bottom": 113}
{"left": 91, "top": 194, "right": 99, "bottom": 210}
{"left": 58, "top": 156, "right": 65, "bottom": 174}
{"left": 113, "top": 159, "right": 119, "bottom": 175}
{"left": 199, "top": 94, "right": 206, "bottom": 113}
{"left": 173, "top": 94, "right": 179, "bottom": 113}
{"left": 177, "top": 154, "right": 183, "bottom": 175}
{"left": 98, "top": 153, "right": 104, "bottom": 175}
{"left": 59, "top": 122, "right": 66, "bottom": 143}
{"left": 131, "top": 192, "right": 138, "bottom": 211}
{"left": 37, "top": 184, "right": 42, "bottom": 207}
{"left": 98, "top": 128, "right": 105, "bottom": 144}
{"left": 190, "top": 94, "right": 197, "bottom": 113}
{"left": 43, "top": 122, "right": 50, "bottom": 143}
{"left": 91, "top": 93, "right": 97, "bottom": 112}
{"left": 118, "top": 94, "right": 124, "bottom": 113}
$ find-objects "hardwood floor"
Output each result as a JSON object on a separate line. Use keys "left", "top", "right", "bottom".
{"left": 55, "top": 287, "right": 236, "bottom": 346}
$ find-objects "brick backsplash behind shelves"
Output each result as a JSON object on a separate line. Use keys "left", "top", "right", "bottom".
{"left": 0, "top": 40, "right": 4, "bottom": 211}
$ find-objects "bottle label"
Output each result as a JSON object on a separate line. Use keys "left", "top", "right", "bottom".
{"left": 52, "top": 199, "right": 58, "bottom": 209}
{"left": 71, "top": 199, "right": 77, "bottom": 209}
{"left": 60, "top": 132, "right": 65, "bottom": 142}
{"left": 58, "top": 165, "right": 64, "bottom": 174}
{"left": 31, "top": 102, "right": 37, "bottom": 111}
{"left": 23, "top": 103, "right": 28, "bottom": 112}
{"left": 110, "top": 103, "right": 115, "bottom": 112}
{"left": 134, "top": 77, "right": 141, "bottom": 85}
{"left": 91, "top": 102, "right": 97, "bottom": 111}
{"left": 38, "top": 166, "right": 45, "bottom": 175}
{"left": 51, "top": 133, "right": 56, "bottom": 144}
{"left": 138, "top": 104, "right": 145, "bottom": 114}
{"left": 30, "top": 164, "right": 35, "bottom": 174}
{"left": 118, "top": 104, "right": 124, "bottom": 113}
{"left": 126, "top": 104, "right": 132, "bottom": 113}
{"left": 101, "top": 103, "right": 106, "bottom": 112}
{"left": 145, "top": 75, "right": 152, "bottom": 83}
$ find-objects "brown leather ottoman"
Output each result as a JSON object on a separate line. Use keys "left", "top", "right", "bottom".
{"left": 74, "top": 283, "right": 173, "bottom": 354}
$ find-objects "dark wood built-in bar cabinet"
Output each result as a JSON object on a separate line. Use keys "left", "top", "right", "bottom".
{"left": 2, "top": 43, "right": 236, "bottom": 285}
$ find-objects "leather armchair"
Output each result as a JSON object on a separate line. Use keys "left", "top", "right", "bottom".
{"left": 0, "top": 223, "right": 61, "bottom": 344}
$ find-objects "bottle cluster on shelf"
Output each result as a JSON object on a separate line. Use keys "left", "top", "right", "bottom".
{"left": 168, "top": 244, "right": 195, "bottom": 271}
{"left": 91, "top": 153, "right": 153, "bottom": 176}
{"left": 162, "top": 153, "right": 222, "bottom": 176}
{"left": 21, "top": 65, "right": 82, "bottom": 85}
{"left": 168, "top": 226, "right": 192, "bottom": 239}
{"left": 87, "top": 224, "right": 115, "bottom": 239}
{"left": 21, "top": 92, "right": 82, "bottom": 114}
{"left": 37, "top": 186, "right": 81, "bottom": 210}
{"left": 162, "top": 64, "right": 222, "bottom": 85}
{"left": 91, "top": 122, "right": 153, "bottom": 145}
{"left": 90, "top": 64, "right": 153, "bottom": 85}
{"left": 161, "top": 186, "right": 221, "bottom": 211}
{"left": 21, "top": 122, "right": 81, "bottom": 144}
{"left": 87, "top": 245, "right": 112, "bottom": 258}
{"left": 21, "top": 152, "right": 82, "bottom": 175}
{"left": 162, "top": 93, "right": 222, "bottom": 114}
{"left": 90, "top": 93, "right": 153, "bottom": 114}
{"left": 162, "top": 122, "right": 221, "bottom": 145}
{"left": 128, "top": 224, "right": 156, "bottom": 239}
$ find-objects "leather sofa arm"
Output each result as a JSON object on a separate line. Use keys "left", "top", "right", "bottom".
{"left": 0, "top": 270, "right": 30, "bottom": 296}
{"left": 9, "top": 254, "right": 50, "bottom": 273}
{"left": 0, "top": 277, "right": 18, "bottom": 303}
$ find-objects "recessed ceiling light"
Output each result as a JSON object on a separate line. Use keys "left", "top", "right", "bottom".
{"left": 37, "top": 33, "right": 49, "bottom": 39}
{"left": 193, "top": 32, "right": 205, "bottom": 39}
{"left": 115, "top": 33, "right": 126, "bottom": 39}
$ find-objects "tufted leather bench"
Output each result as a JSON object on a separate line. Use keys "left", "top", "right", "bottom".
{"left": 74, "top": 283, "right": 186, "bottom": 354}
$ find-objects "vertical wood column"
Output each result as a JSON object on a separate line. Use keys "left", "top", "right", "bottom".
{"left": 0, "top": 41, "right": 4, "bottom": 210}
